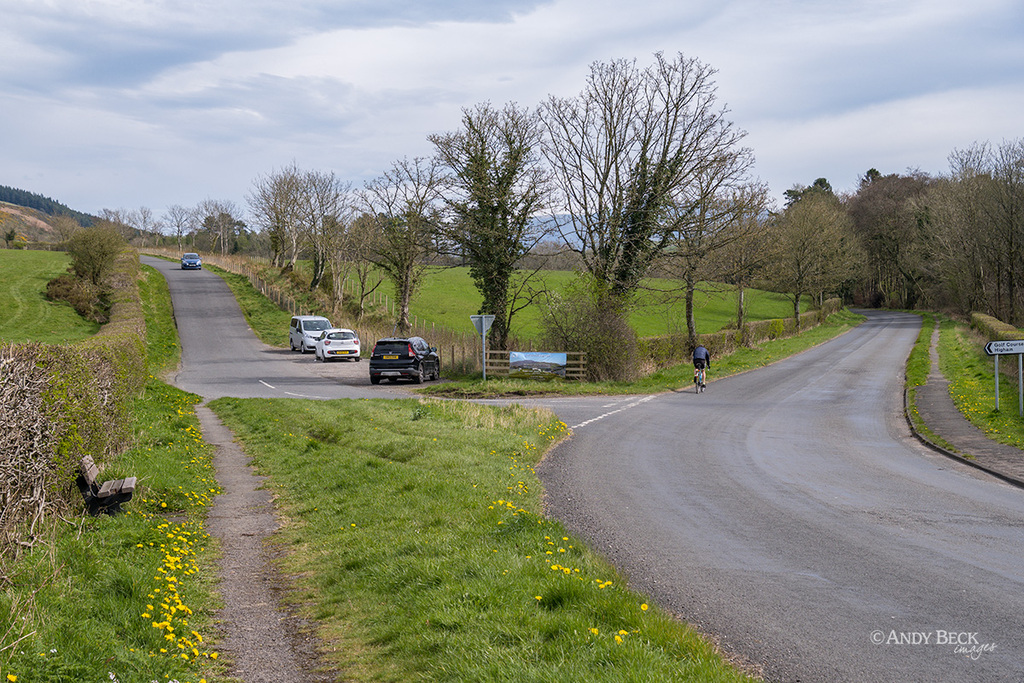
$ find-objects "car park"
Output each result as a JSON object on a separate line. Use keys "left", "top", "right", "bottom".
{"left": 289, "top": 315, "right": 332, "bottom": 353}
{"left": 369, "top": 336, "right": 440, "bottom": 384}
{"left": 314, "top": 328, "right": 361, "bottom": 362}
{"left": 180, "top": 252, "right": 202, "bottom": 269}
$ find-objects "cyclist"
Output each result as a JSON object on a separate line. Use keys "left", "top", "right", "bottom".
{"left": 692, "top": 344, "right": 711, "bottom": 389}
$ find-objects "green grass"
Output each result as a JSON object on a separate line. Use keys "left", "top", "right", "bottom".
{"left": 939, "top": 317, "right": 1024, "bottom": 449}
{"left": 403, "top": 266, "right": 807, "bottom": 339}
{"left": 0, "top": 249, "right": 100, "bottom": 344}
{"left": 208, "top": 396, "right": 755, "bottom": 682}
{"left": 1, "top": 267, "right": 223, "bottom": 683}
{"left": 424, "top": 308, "right": 867, "bottom": 398}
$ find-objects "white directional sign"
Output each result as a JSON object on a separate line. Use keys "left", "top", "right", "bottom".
{"left": 984, "top": 339, "right": 1024, "bottom": 356}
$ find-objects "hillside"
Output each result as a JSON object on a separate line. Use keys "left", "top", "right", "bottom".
{"left": 0, "top": 184, "right": 94, "bottom": 226}
{"left": 0, "top": 202, "right": 59, "bottom": 243}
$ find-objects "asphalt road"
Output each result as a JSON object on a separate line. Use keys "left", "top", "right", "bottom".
{"left": 142, "top": 255, "right": 408, "bottom": 400}
{"left": 536, "top": 310, "right": 1024, "bottom": 682}
{"left": 146, "top": 258, "right": 1024, "bottom": 682}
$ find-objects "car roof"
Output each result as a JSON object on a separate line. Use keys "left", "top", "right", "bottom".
{"left": 293, "top": 315, "right": 331, "bottom": 320}
{"left": 323, "top": 327, "right": 357, "bottom": 334}
{"left": 375, "top": 336, "right": 424, "bottom": 343}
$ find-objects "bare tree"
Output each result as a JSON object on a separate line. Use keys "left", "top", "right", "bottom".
{"left": 661, "top": 154, "right": 763, "bottom": 346}
{"left": 196, "top": 199, "right": 245, "bottom": 255}
{"left": 540, "top": 52, "right": 748, "bottom": 302}
{"left": 430, "top": 101, "right": 552, "bottom": 349}
{"left": 51, "top": 214, "right": 82, "bottom": 244}
{"left": 162, "top": 204, "right": 195, "bottom": 253}
{"left": 346, "top": 213, "right": 385, "bottom": 318}
{"left": 248, "top": 164, "right": 304, "bottom": 267}
{"left": 298, "top": 169, "right": 354, "bottom": 293}
{"left": 360, "top": 157, "right": 443, "bottom": 332}
{"left": 716, "top": 196, "right": 775, "bottom": 344}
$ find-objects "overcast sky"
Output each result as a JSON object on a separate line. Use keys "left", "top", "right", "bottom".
{"left": 2, "top": 0, "right": 1022, "bottom": 220}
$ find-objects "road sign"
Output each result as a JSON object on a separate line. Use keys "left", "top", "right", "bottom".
{"left": 470, "top": 315, "right": 495, "bottom": 380}
{"left": 470, "top": 315, "right": 494, "bottom": 335}
{"left": 984, "top": 339, "right": 1024, "bottom": 356}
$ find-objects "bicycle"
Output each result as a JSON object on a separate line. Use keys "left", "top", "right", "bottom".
{"left": 693, "top": 364, "right": 706, "bottom": 393}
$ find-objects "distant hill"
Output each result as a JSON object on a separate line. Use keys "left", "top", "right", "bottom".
{"left": 0, "top": 185, "right": 94, "bottom": 227}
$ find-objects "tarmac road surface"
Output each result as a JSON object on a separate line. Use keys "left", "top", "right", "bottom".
{"left": 537, "top": 309, "right": 1024, "bottom": 682}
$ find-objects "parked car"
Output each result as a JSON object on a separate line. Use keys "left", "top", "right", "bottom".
{"left": 180, "top": 253, "right": 202, "bottom": 270}
{"left": 369, "top": 336, "right": 440, "bottom": 384}
{"left": 289, "top": 315, "right": 332, "bottom": 353}
{"left": 315, "top": 328, "right": 361, "bottom": 362}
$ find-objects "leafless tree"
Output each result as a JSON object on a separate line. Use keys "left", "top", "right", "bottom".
{"left": 540, "top": 52, "right": 748, "bottom": 302}
{"left": 196, "top": 199, "right": 245, "bottom": 256}
{"left": 360, "top": 157, "right": 443, "bottom": 332}
{"left": 248, "top": 164, "right": 304, "bottom": 267}
{"left": 298, "top": 169, "right": 354, "bottom": 293}
{"left": 162, "top": 204, "right": 196, "bottom": 253}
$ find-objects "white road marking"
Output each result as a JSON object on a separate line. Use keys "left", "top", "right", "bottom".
{"left": 570, "top": 395, "right": 657, "bottom": 430}
{"left": 259, "top": 380, "right": 276, "bottom": 389}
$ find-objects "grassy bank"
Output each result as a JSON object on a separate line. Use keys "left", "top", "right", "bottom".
{"left": 0, "top": 249, "right": 100, "bottom": 344}
{"left": 209, "top": 396, "right": 755, "bottom": 682}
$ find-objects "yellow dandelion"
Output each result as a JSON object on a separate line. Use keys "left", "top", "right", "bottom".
{"left": 641, "top": 603, "right": 649, "bottom": 611}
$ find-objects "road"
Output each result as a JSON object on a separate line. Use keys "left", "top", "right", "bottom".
{"left": 146, "top": 257, "right": 1024, "bottom": 682}
{"left": 536, "top": 310, "right": 1024, "bottom": 682}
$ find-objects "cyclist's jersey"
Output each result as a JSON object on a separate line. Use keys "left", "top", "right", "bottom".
{"left": 692, "top": 346, "right": 710, "bottom": 367}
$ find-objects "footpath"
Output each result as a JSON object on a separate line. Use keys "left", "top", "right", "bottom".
{"left": 911, "top": 327, "right": 1024, "bottom": 487}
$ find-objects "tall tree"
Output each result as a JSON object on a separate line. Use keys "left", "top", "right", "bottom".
{"left": 360, "top": 157, "right": 442, "bottom": 332}
{"left": 247, "top": 164, "right": 304, "bottom": 267}
{"left": 430, "top": 101, "right": 551, "bottom": 349}
{"left": 299, "top": 169, "right": 354, "bottom": 293}
{"left": 196, "top": 199, "right": 246, "bottom": 255}
{"left": 769, "top": 188, "right": 862, "bottom": 327}
{"left": 540, "top": 52, "right": 748, "bottom": 302}
{"left": 847, "top": 169, "right": 932, "bottom": 308}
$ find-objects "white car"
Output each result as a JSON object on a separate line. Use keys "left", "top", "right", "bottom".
{"left": 314, "top": 328, "right": 361, "bottom": 362}
{"left": 289, "top": 315, "right": 332, "bottom": 353}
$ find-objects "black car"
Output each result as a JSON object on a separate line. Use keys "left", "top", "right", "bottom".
{"left": 369, "top": 336, "right": 440, "bottom": 384}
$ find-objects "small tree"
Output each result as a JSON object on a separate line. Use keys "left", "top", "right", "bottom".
{"left": 67, "top": 224, "right": 125, "bottom": 286}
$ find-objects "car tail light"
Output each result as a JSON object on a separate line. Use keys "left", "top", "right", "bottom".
{"left": 408, "top": 343, "right": 415, "bottom": 357}
{"left": 324, "top": 340, "right": 331, "bottom": 346}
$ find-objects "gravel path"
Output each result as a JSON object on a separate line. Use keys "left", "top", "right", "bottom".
{"left": 197, "top": 404, "right": 332, "bottom": 683}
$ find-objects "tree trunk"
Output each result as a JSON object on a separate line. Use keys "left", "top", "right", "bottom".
{"left": 736, "top": 283, "right": 746, "bottom": 345}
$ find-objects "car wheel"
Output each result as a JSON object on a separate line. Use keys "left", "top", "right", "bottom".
{"left": 356, "top": 356, "right": 362, "bottom": 362}
{"left": 370, "top": 375, "right": 380, "bottom": 385}
{"left": 414, "top": 368, "right": 424, "bottom": 384}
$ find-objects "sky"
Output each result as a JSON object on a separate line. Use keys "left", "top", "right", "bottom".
{"left": 2, "top": 0, "right": 1022, "bottom": 221}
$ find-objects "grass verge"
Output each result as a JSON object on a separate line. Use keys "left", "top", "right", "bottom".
{"left": 424, "top": 308, "right": 867, "bottom": 398}
{"left": 208, "top": 395, "right": 755, "bottom": 681}
{"left": 939, "top": 317, "right": 1024, "bottom": 449}
{"left": 1, "top": 266, "right": 223, "bottom": 683}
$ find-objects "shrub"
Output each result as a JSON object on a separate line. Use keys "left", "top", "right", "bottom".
{"left": 67, "top": 224, "right": 125, "bottom": 285}
{"left": 45, "top": 273, "right": 108, "bottom": 323}
{"left": 540, "top": 280, "right": 639, "bottom": 382}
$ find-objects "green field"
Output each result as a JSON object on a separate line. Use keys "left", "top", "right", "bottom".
{"left": 0, "top": 249, "right": 100, "bottom": 343}
{"left": 375, "top": 265, "right": 808, "bottom": 340}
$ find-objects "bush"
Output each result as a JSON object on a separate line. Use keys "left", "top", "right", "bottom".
{"left": 540, "top": 280, "right": 639, "bottom": 382}
{"left": 67, "top": 224, "right": 125, "bottom": 286}
{"left": 45, "top": 273, "right": 109, "bottom": 323}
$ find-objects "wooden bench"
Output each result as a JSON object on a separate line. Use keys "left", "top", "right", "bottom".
{"left": 77, "top": 455, "right": 137, "bottom": 515}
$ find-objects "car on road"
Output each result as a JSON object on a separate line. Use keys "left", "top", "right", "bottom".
{"left": 289, "top": 315, "right": 332, "bottom": 353}
{"left": 314, "top": 328, "right": 361, "bottom": 362}
{"left": 369, "top": 336, "right": 441, "bottom": 384}
{"left": 180, "top": 253, "right": 202, "bottom": 270}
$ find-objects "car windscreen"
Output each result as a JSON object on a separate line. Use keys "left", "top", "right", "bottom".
{"left": 327, "top": 331, "right": 355, "bottom": 340}
{"left": 304, "top": 320, "right": 331, "bottom": 331}
{"left": 183, "top": 253, "right": 199, "bottom": 259}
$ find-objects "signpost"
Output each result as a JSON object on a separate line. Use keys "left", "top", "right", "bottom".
{"left": 983, "top": 339, "right": 1024, "bottom": 415}
{"left": 470, "top": 315, "right": 495, "bottom": 380}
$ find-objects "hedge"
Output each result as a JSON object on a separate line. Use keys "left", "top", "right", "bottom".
{"left": 970, "top": 312, "right": 1023, "bottom": 341}
{"left": 639, "top": 298, "right": 843, "bottom": 368}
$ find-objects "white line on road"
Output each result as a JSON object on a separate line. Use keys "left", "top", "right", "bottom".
{"left": 259, "top": 380, "right": 276, "bottom": 389}
{"left": 570, "top": 395, "right": 656, "bottom": 430}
